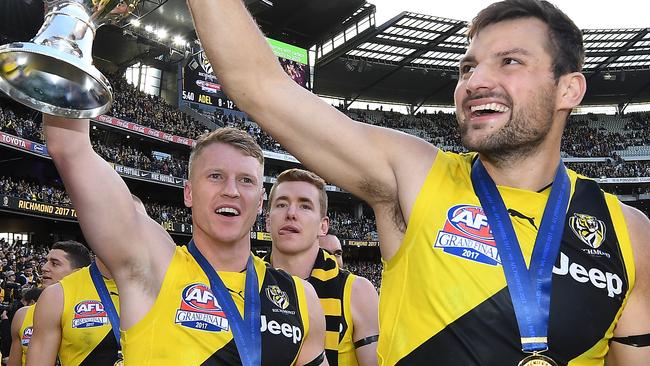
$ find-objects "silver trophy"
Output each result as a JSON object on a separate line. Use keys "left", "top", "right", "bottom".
{"left": 0, "top": 0, "right": 138, "bottom": 118}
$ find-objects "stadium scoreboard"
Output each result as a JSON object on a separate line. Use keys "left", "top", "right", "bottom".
{"left": 181, "top": 38, "right": 309, "bottom": 110}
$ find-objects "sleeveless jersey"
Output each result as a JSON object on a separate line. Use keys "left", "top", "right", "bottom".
{"left": 59, "top": 265, "right": 120, "bottom": 366}
{"left": 122, "top": 246, "right": 309, "bottom": 365}
{"left": 19, "top": 305, "right": 35, "bottom": 366}
{"left": 266, "top": 249, "right": 358, "bottom": 366}
{"left": 378, "top": 151, "right": 635, "bottom": 366}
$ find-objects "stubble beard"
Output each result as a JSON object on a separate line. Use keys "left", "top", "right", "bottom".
{"left": 459, "top": 89, "right": 556, "bottom": 167}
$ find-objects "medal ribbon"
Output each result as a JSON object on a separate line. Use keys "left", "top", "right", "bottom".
{"left": 471, "top": 159, "right": 570, "bottom": 352}
{"left": 89, "top": 262, "right": 121, "bottom": 351}
{"left": 187, "top": 240, "right": 261, "bottom": 366}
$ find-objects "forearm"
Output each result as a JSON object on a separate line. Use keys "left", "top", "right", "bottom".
{"left": 186, "top": 0, "right": 287, "bottom": 110}
{"left": 42, "top": 115, "right": 92, "bottom": 159}
{"left": 42, "top": 114, "right": 143, "bottom": 275}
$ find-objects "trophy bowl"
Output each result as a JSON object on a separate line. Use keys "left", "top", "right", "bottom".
{"left": 0, "top": 0, "right": 138, "bottom": 119}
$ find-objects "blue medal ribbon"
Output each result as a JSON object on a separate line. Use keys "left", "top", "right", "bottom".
{"left": 89, "top": 262, "right": 121, "bottom": 351}
{"left": 471, "top": 159, "right": 570, "bottom": 353}
{"left": 187, "top": 240, "right": 261, "bottom": 366}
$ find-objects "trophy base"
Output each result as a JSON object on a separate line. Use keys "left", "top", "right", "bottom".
{"left": 0, "top": 42, "right": 112, "bottom": 119}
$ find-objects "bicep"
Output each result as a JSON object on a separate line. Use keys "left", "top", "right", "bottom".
{"left": 7, "top": 337, "right": 22, "bottom": 366}
{"left": 607, "top": 205, "right": 650, "bottom": 365}
{"left": 7, "top": 312, "right": 24, "bottom": 366}
{"left": 296, "top": 282, "right": 327, "bottom": 366}
{"left": 26, "top": 286, "right": 63, "bottom": 366}
{"left": 351, "top": 277, "right": 379, "bottom": 366}
{"left": 252, "top": 79, "right": 436, "bottom": 206}
{"left": 607, "top": 341, "right": 650, "bottom": 366}
{"left": 43, "top": 115, "right": 171, "bottom": 278}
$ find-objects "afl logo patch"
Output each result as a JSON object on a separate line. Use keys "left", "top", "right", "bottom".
{"left": 175, "top": 283, "right": 229, "bottom": 332}
{"left": 265, "top": 285, "right": 289, "bottom": 310}
{"left": 21, "top": 326, "right": 33, "bottom": 346}
{"left": 434, "top": 204, "right": 500, "bottom": 266}
{"left": 569, "top": 213, "right": 606, "bottom": 249}
{"left": 72, "top": 300, "right": 108, "bottom": 328}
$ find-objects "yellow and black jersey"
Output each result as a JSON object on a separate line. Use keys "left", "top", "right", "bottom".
{"left": 19, "top": 305, "right": 35, "bottom": 366}
{"left": 58, "top": 266, "right": 120, "bottom": 366}
{"left": 378, "top": 151, "right": 635, "bottom": 366}
{"left": 266, "top": 249, "right": 358, "bottom": 366}
{"left": 122, "top": 246, "right": 309, "bottom": 365}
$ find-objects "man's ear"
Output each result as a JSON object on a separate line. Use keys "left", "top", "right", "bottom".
{"left": 556, "top": 71, "right": 586, "bottom": 111}
{"left": 319, "top": 216, "right": 330, "bottom": 237}
{"left": 183, "top": 181, "right": 192, "bottom": 208}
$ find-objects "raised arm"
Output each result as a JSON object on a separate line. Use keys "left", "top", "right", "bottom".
{"left": 607, "top": 204, "right": 650, "bottom": 365}
{"left": 351, "top": 277, "right": 379, "bottom": 366}
{"left": 43, "top": 115, "right": 175, "bottom": 326}
{"left": 25, "top": 285, "right": 62, "bottom": 366}
{"left": 186, "top": 0, "right": 437, "bottom": 209}
{"left": 7, "top": 307, "right": 27, "bottom": 366}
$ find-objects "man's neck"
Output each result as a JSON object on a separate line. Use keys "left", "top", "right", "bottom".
{"left": 193, "top": 231, "right": 251, "bottom": 272}
{"left": 271, "top": 244, "right": 320, "bottom": 279}
{"left": 479, "top": 147, "right": 562, "bottom": 192}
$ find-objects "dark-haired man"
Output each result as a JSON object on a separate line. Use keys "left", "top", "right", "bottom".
{"left": 188, "top": 0, "right": 650, "bottom": 364}
{"left": 265, "top": 169, "right": 379, "bottom": 366}
{"left": 27, "top": 198, "right": 142, "bottom": 366}
{"left": 8, "top": 241, "right": 90, "bottom": 366}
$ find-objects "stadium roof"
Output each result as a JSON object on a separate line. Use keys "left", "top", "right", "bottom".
{"left": 1, "top": 0, "right": 367, "bottom": 69}
{"left": 314, "top": 11, "right": 650, "bottom": 108}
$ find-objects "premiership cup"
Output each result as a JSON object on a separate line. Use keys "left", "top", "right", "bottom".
{"left": 0, "top": 0, "right": 139, "bottom": 118}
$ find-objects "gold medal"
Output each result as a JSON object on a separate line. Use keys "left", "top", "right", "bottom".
{"left": 518, "top": 353, "right": 558, "bottom": 366}
{"left": 114, "top": 351, "right": 124, "bottom": 366}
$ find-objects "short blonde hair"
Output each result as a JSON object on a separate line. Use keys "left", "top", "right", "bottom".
{"left": 188, "top": 127, "right": 264, "bottom": 179}
{"left": 268, "top": 169, "right": 328, "bottom": 217}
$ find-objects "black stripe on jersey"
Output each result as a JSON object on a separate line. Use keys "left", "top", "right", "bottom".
{"left": 78, "top": 332, "right": 119, "bottom": 366}
{"left": 397, "top": 178, "right": 628, "bottom": 366}
{"left": 200, "top": 339, "right": 241, "bottom": 366}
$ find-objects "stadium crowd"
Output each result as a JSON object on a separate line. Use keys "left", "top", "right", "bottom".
{"left": 91, "top": 138, "right": 189, "bottom": 179}
{"left": 144, "top": 202, "right": 193, "bottom": 225}
{"left": 566, "top": 160, "right": 650, "bottom": 179}
{"left": 0, "top": 177, "right": 71, "bottom": 206}
{"left": 0, "top": 105, "right": 42, "bottom": 143}
{"left": 344, "top": 261, "right": 382, "bottom": 291}
{"left": 108, "top": 74, "right": 208, "bottom": 140}
{"left": 0, "top": 239, "right": 48, "bottom": 362}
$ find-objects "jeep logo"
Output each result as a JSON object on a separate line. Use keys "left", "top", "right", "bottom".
{"left": 552, "top": 252, "right": 622, "bottom": 298}
{"left": 260, "top": 315, "right": 302, "bottom": 344}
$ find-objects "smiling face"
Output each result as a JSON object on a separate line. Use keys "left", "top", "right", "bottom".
{"left": 267, "top": 181, "right": 329, "bottom": 256}
{"left": 455, "top": 17, "right": 560, "bottom": 162}
{"left": 184, "top": 142, "right": 264, "bottom": 246}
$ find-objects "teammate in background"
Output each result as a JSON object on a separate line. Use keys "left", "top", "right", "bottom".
{"left": 26, "top": 196, "right": 146, "bottom": 366}
{"left": 27, "top": 258, "right": 118, "bottom": 366}
{"left": 318, "top": 232, "right": 343, "bottom": 269}
{"left": 8, "top": 242, "right": 91, "bottom": 366}
{"left": 42, "top": 110, "right": 327, "bottom": 365}
{"left": 187, "top": 0, "right": 650, "bottom": 364}
{"left": 265, "top": 169, "right": 378, "bottom": 366}
{"left": 6, "top": 288, "right": 42, "bottom": 366}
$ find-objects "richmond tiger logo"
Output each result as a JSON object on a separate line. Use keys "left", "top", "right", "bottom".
{"left": 569, "top": 213, "right": 606, "bottom": 249}
{"left": 265, "top": 285, "right": 290, "bottom": 310}
{"left": 199, "top": 51, "right": 214, "bottom": 75}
